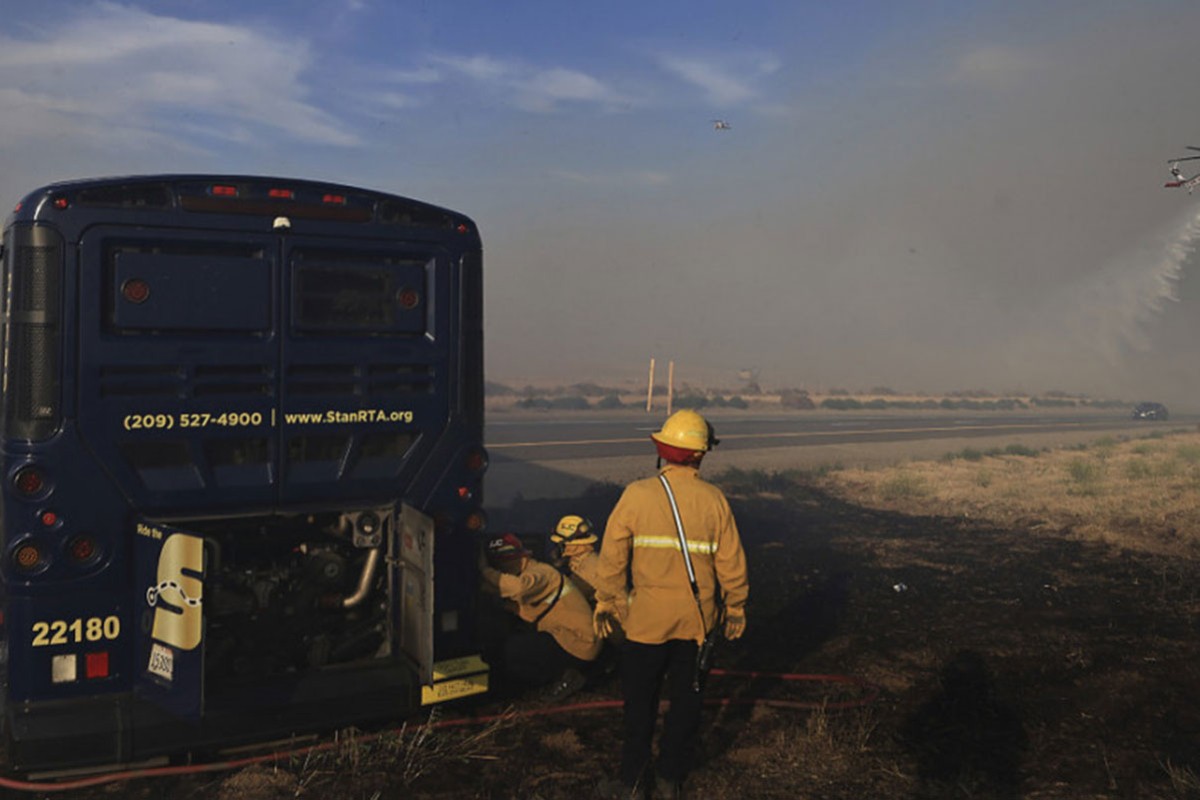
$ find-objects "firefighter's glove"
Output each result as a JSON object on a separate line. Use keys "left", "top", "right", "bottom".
{"left": 723, "top": 612, "right": 746, "bottom": 641}
{"left": 593, "top": 598, "right": 620, "bottom": 639}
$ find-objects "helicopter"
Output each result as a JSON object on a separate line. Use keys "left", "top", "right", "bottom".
{"left": 1165, "top": 146, "right": 1200, "bottom": 193}
{"left": 711, "top": 119, "right": 731, "bottom": 131}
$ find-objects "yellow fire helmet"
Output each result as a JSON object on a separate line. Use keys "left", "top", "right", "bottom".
{"left": 551, "top": 515, "right": 598, "bottom": 546}
{"left": 650, "top": 409, "right": 717, "bottom": 453}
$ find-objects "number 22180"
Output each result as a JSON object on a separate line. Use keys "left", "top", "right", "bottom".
{"left": 31, "top": 616, "right": 121, "bottom": 647}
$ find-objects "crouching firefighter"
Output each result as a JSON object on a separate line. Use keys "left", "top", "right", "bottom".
{"left": 592, "top": 410, "right": 749, "bottom": 800}
{"left": 479, "top": 533, "right": 602, "bottom": 701}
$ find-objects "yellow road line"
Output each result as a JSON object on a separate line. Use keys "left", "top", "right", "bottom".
{"left": 488, "top": 421, "right": 1090, "bottom": 449}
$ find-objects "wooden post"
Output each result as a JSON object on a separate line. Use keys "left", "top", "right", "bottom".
{"left": 646, "top": 358, "right": 656, "bottom": 412}
{"left": 666, "top": 361, "right": 675, "bottom": 417}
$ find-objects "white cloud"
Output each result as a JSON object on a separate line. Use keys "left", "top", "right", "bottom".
{"left": 432, "top": 54, "right": 629, "bottom": 113}
{"left": 0, "top": 3, "right": 359, "bottom": 150}
{"left": 656, "top": 51, "right": 780, "bottom": 107}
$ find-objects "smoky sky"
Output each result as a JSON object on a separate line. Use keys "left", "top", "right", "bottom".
{"left": 2, "top": 3, "right": 1198, "bottom": 405}
{"left": 483, "top": 6, "right": 1200, "bottom": 406}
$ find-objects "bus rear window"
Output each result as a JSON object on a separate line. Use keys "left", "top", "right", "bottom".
{"left": 293, "top": 262, "right": 428, "bottom": 335}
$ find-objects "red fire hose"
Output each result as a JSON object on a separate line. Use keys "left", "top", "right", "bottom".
{"left": 0, "top": 668, "right": 880, "bottom": 793}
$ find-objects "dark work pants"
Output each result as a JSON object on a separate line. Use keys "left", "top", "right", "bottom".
{"left": 618, "top": 639, "right": 702, "bottom": 786}
{"left": 504, "top": 630, "right": 586, "bottom": 688}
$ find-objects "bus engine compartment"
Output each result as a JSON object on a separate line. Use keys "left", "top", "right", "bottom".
{"left": 194, "top": 507, "right": 394, "bottom": 687}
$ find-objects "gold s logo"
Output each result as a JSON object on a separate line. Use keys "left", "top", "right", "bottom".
{"left": 148, "top": 533, "right": 204, "bottom": 651}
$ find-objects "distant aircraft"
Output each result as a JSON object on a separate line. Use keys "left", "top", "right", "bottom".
{"left": 1165, "top": 146, "right": 1200, "bottom": 193}
{"left": 711, "top": 119, "right": 731, "bottom": 131}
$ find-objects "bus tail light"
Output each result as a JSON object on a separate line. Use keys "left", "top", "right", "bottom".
{"left": 465, "top": 447, "right": 488, "bottom": 474}
{"left": 464, "top": 510, "right": 487, "bottom": 533}
{"left": 14, "top": 465, "right": 46, "bottom": 496}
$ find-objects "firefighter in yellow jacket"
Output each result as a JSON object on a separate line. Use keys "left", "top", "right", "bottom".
{"left": 479, "top": 533, "right": 601, "bottom": 700}
{"left": 593, "top": 410, "right": 749, "bottom": 799}
{"left": 549, "top": 514, "right": 600, "bottom": 602}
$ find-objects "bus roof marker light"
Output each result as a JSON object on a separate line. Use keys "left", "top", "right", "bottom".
{"left": 322, "top": 194, "right": 347, "bottom": 205}
{"left": 268, "top": 188, "right": 295, "bottom": 199}
{"left": 52, "top": 196, "right": 69, "bottom": 210}
{"left": 210, "top": 185, "right": 238, "bottom": 197}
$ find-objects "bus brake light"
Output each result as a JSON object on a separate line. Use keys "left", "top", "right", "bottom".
{"left": 398, "top": 288, "right": 420, "bottom": 309}
{"left": 68, "top": 535, "right": 97, "bottom": 564}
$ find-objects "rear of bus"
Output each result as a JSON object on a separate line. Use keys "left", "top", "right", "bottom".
{"left": 0, "top": 176, "right": 488, "bottom": 771}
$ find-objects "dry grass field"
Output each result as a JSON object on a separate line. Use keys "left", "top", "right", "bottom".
{"left": 818, "top": 428, "right": 1200, "bottom": 557}
{"left": 54, "top": 428, "right": 1200, "bottom": 799}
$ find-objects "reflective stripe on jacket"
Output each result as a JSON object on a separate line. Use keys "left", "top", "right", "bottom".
{"left": 595, "top": 464, "right": 749, "bottom": 646}
{"left": 481, "top": 559, "right": 602, "bottom": 661}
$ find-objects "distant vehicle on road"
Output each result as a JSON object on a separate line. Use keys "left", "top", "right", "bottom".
{"left": 1132, "top": 402, "right": 1169, "bottom": 420}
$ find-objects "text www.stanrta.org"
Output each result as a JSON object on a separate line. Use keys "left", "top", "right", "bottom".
{"left": 122, "top": 409, "right": 415, "bottom": 431}
{"left": 284, "top": 409, "right": 415, "bottom": 424}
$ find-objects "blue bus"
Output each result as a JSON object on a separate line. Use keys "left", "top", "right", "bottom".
{"left": 0, "top": 175, "right": 488, "bottom": 772}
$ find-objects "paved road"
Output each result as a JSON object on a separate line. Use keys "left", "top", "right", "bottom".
{"left": 486, "top": 410, "right": 1187, "bottom": 460}
{"left": 483, "top": 410, "right": 1192, "bottom": 506}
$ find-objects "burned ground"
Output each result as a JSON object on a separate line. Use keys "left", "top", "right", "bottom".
{"left": 36, "top": 476, "right": 1200, "bottom": 799}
